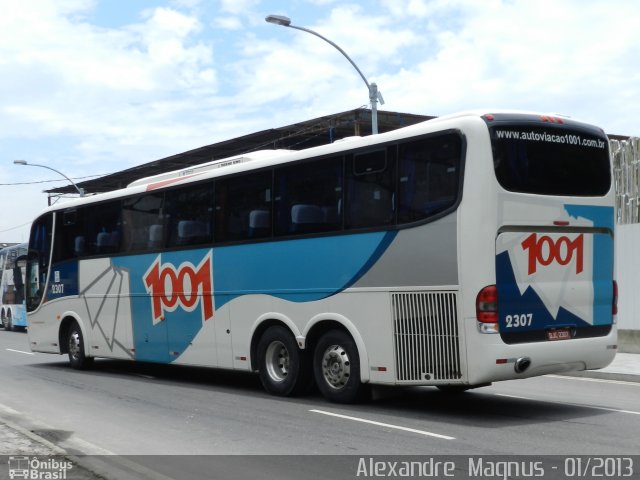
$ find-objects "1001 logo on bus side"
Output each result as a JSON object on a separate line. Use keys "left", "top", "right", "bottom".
{"left": 143, "top": 252, "right": 214, "bottom": 324}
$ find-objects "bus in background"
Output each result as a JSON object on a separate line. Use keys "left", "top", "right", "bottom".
{"left": 1, "top": 243, "right": 28, "bottom": 331}
{"left": 23, "top": 111, "right": 616, "bottom": 403}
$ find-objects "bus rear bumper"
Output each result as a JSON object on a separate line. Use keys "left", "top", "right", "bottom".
{"left": 465, "top": 324, "right": 618, "bottom": 385}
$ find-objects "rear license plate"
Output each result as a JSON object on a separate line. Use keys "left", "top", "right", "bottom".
{"left": 546, "top": 328, "right": 571, "bottom": 341}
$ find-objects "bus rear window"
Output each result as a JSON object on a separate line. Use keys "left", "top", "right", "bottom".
{"left": 491, "top": 126, "right": 610, "bottom": 196}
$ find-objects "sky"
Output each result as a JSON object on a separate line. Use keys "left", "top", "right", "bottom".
{"left": 0, "top": 0, "right": 638, "bottom": 243}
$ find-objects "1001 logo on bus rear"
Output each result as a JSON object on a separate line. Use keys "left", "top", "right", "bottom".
{"left": 521, "top": 233, "right": 584, "bottom": 276}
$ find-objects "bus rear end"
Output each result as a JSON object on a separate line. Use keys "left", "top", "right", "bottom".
{"left": 466, "top": 113, "right": 616, "bottom": 384}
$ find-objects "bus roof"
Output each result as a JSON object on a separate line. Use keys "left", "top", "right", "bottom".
{"left": 31, "top": 109, "right": 606, "bottom": 214}
{"left": 127, "top": 149, "right": 295, "bottom": 189}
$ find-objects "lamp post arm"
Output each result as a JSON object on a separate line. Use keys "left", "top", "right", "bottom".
{"left": 20, "top": 162, "right": 85, "bottom": 196}
{"left": 287, "top": 24, "right": 371, "bottom": 90}
{"left": 266, "top": 15, "right": 383, "bottom": 134}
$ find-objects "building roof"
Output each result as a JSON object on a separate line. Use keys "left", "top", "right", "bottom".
{"left": 47, "top": 108, "right": 633, "bottom": 200}
{"left": 46, "top": 108, "right": 432, "bottom": 199}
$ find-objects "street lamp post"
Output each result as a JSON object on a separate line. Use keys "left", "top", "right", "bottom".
{"left": 265, "top": 14, "right": 385, "bottom": 134}
{"left": 13, "top": 160, "right": 85, "bottom": 197}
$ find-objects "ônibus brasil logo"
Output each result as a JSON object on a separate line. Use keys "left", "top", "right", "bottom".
{"left": 143, "top": 251, "right": 214, "bottom": 325}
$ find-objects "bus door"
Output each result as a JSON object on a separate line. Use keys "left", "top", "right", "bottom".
{"left": 26, "top": 214, "right": 53, "bottom": 313}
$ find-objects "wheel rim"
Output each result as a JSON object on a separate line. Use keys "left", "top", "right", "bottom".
{"left": 265, "top": 340, "right": 289, "bottom": 383}
{"left": 69, "top": 330, "right": 81, "bottom": 360}
{"left": 320, "top": 344, "right": 351, "bottom": 390}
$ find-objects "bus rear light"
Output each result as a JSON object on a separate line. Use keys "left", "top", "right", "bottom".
{"left": 477, "top": 285, "right": 499, "bottom": 333}
{"left": 484, "top": 114, "right": 495, "bottom": 121}
{"left": 476, "top": 285, "right": 498, "bottom": 322}
{"left": 477, "top": 311, "right": 497, "bottom": 323}
{"left": 613, "top": 280, "right": 618, "bottom": 316}
{"left": 540, "top": 115, "right": 565, "bottom": 124}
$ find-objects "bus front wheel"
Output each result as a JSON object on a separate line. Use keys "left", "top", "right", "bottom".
{"left": 4, "top": 311, "right": 13, "bottom": 332}
{"left": 313, "top": 330, "right": 368, "bottom": 404}
{"left": 257, "top": 326, "right": 311, "bottom": 396}
{"left": 67, "top": 322, "right": 93, "bottom": 370}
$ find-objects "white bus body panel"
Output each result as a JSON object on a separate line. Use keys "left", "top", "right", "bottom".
{"left": 26, "top": 112, "right": 616, "bottom": 389}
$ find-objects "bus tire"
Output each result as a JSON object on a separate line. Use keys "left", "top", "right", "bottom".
{"left": 5, "top": 311, "right": 13, "bottom": 332}
{"left": 257, "top": 326, "right": 311, "bottom": 397}
{"left": 313, "top": 330, "right": 368, "bottom": 404}
{"left": 67, "top": 322, "right": 93, "bottom": 370}
{"left": 436, "top": 385, "right": 470, "bottom": 394}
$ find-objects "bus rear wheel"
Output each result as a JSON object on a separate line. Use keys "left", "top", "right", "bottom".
{"left": 67, "top": 322, "right": 93, "bottom": 370}
{"left": 436, "top": 385, "right": 470, "bottom": 394}
{"left": 313, "top": 330, "right": 367, "bottom": 404}
{"left": 257, "top": 326, "right": 311, "bottom": 396}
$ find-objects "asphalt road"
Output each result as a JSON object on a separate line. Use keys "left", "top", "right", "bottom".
{"left": 1, "top": 329, "right": 639, "bottom": 479}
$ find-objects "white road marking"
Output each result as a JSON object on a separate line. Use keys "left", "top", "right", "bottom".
{"left": 310, "top": 409, "right": 455, "bottom": 440}
{"left": 546, "top": 374, "right": 640, "bottom": 387}
{"left": 6, "top": 348, "right": 35, "bottom": 355}
{"left": 494, "top": 393, "right": 640, "bottom": 415}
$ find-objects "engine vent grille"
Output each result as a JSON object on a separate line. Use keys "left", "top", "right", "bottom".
{"left": 392, "top": 291, "right": 461, "bottom": 382}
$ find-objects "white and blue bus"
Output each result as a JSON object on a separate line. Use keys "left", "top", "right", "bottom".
{"left": 0, "top": 243, "right": 28, "bottom": 331}
{"left": 24, "top": 111, "right": 617, "bottom": 403}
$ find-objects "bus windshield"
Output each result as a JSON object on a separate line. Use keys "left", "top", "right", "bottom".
{"left": 490, "top": 124, "right": 611, "bottom": 196}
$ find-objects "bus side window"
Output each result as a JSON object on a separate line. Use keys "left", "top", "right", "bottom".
{"left": 54, "top": 209, "right": 83, "bottom": 262}
{"left": 122, "top": 194, "right": 164, "bottom": 252}
{"left": 84, "top": 200, "right": 122, "bottom": 255}
{"left": 215, "top": 172, "right": 271, "bottom": 242}
{"left": 398, "top": 134, "right": 462, "bottom": 223}
{"left": 345, "top": 149, "right": 395, "bottom": 229}
{"left": 274, "top": 156, "right": 343, "bottom": 236}
{"left": 165, "top": 183, "right": 214, "bottom": 247}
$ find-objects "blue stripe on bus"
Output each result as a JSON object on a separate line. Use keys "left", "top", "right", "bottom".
{"left": 564, "top": 205, "right": 614, "bottom": 326}
{"left": 213, "top": 230, "right": 397, "bottom": 308}
{"left": 112, "top": 230, "right": 397, "bottom": 363}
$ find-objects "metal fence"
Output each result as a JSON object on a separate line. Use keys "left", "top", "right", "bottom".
{"left": 612, "top": 137, "right": 640, "bottom": 224}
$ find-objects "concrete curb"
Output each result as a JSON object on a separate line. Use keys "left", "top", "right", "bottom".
{"left": 0, "top": 418, "right": 66, "bottom": 456}
{"left": 554, "top": 352, "right": 640, "bottom": 383}
{"left": 0, "top": 403, "right": 178, "bottom": 479}
{"left": 618, "top": 330, "right": 640, "bottom": 354}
